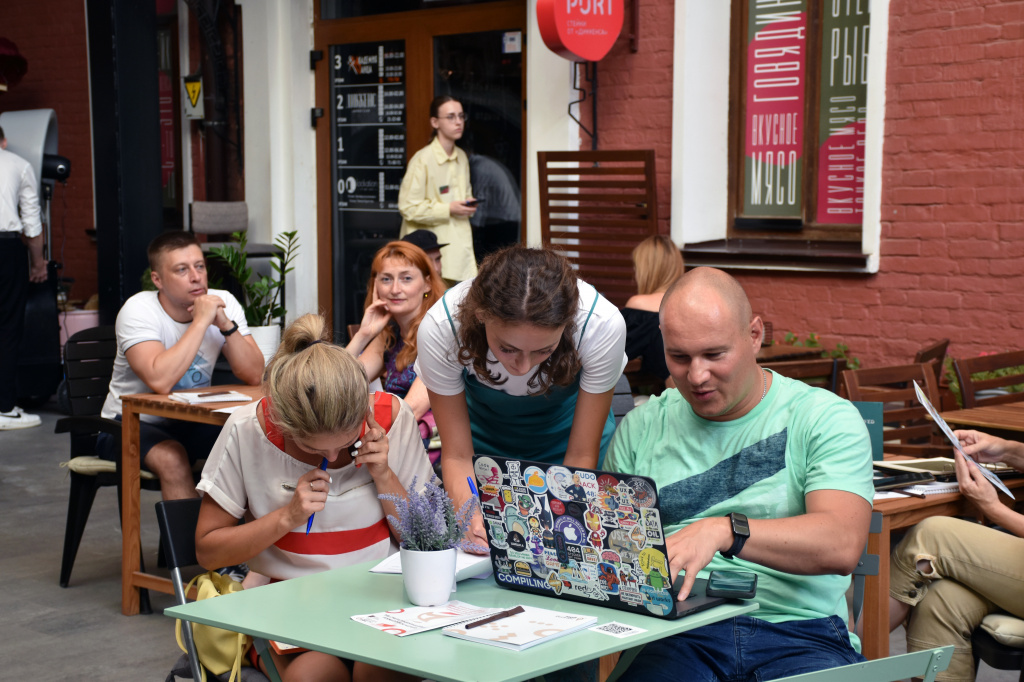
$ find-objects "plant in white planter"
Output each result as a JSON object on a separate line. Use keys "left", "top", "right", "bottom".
{"left": 208, "top": 230, "right": 299, "bottom": 364}
{"left": 379, "top": 476, "right": 483, "bottom": 606}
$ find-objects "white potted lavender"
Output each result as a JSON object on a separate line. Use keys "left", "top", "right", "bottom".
{"left": 379, "top": 476, "right": 482, "bottom": 606}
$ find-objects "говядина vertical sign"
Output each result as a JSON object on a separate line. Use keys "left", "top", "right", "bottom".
{"left": 816, "top": 2, "right": 869, "bottom": 225}
{"left": 537, "top": 0, "right": 624, "bottom": 62}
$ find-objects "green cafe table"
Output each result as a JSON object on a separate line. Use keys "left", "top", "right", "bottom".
{"left": 166, "top": 561, "right": 758, "bottom": 682}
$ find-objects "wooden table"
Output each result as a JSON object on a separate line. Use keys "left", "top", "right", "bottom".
{"left": 939, "top": 402, "right": 1024, "bottom": 434}
{"left": 120, "top": 385, "right": 263, "bottom": 615}
{"left": 862, "top": 477, "right": 1024, "bottom": 660}
{"left": 756, "top": 345, "right": 824, "bottom": 363}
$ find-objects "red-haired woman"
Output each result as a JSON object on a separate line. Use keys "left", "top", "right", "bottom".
{"left": 346, "top": 241, "right": 444, "bottom": 422}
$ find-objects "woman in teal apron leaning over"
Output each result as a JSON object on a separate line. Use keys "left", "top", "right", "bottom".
{"left": 416, "top": 245, "right": 627, "bottom": 547}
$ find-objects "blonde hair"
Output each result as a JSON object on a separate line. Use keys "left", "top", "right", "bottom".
{"left": 263, "top": 314, "right": 368, "bottom": 438}
{"left": 632, "top": 235, "right": 684, "bottom": 296}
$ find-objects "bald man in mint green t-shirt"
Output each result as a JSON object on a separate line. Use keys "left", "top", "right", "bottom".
{"left": 605, "top": 267, "right": 874, "bottom": 682}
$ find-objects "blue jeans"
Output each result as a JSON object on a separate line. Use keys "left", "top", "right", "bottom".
{"left": 618, "top": 615, "right": 864, "bottom": 682}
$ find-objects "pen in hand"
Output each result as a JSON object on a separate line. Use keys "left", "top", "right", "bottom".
{"left": 305, "top": 457, "right": 329, "bottom": 535}
{"left": 467, "top": 475, "right": 479, "bottom": 501}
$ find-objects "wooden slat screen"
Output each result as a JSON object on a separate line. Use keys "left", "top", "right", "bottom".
{"left": 537, "top": 150, "right": 659, "bottom": 307}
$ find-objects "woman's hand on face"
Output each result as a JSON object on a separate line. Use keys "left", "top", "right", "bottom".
{"left": 287, "top": 468, "right": 331, "bottom": 529}
{"left": 358, "top": 298, "right": 392, "bottom": 340}
{"left": 449, "top": 199, "right": 477, "bottom": 218}
{"left": 954, "top": 449, "right": 999, "bottom": 512}
{"left": 352, "top": 408, "right": 392, "bottom": 483}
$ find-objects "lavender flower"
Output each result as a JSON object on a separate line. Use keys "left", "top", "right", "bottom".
{"left": 379, "top": 476, "right": 486, "bottom": 552}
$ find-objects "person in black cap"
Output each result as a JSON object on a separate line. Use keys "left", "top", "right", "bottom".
{"left": 401, "top": 229, "right": 446, "bottom": 277}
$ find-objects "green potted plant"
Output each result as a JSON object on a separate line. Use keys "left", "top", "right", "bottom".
{"left": 378, "top": 476, "right": 482, "bottom": 606}
{"left": 778, "top": 332, "right": 861, "bottom": 370}
{"left": 208, "top": 230, "right": 299, "bottom": 363}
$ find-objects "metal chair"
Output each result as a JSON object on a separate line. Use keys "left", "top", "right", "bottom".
{"left": 972, "top": 617, "right": 1024, "bottom": 681}
{"left": 56, "top": 326, "right": 161, "bottom": 595}
{"left": 840, "top": 362, "right": 953, "bottom": 457}
{"left": 773, "top": 647, "right": 952, "bottom": 682}
{"left": 953, "top": 349, "right": 1024, "bottom": 408}
{"left": 156, "top": 498, "right": 280, "bottom": 682}
{"left": 189, "top": 201, "right": 280, "bottom": 258}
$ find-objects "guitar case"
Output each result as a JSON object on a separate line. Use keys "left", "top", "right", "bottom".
{"left": 17, "top": 260, "right": 62, "bottom": 407}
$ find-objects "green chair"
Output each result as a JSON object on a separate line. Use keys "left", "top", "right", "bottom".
{"left": 774, "top": 646, "right": 953, "bottom": 681}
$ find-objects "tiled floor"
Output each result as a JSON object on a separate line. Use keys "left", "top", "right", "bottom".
{"left": 1, "top": 401, "right": 1017, "bottom": 681}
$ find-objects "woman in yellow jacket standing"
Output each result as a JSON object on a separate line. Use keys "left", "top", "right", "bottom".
{"left": 398, "top": 96, "right": 478, "bottom": 284}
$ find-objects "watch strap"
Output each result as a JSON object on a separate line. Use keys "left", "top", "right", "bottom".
{"left": 220, "top": 321, "right": 239, "bottom": 337}
{"left": 722, "top": 512, "right": 749, "bottom": 560}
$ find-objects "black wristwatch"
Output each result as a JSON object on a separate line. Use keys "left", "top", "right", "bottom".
{"left": 721, "top": 512, "right": 750, "bottom": 560}
{"left": 220, "top": 321, "right": 239, "bottom": 337}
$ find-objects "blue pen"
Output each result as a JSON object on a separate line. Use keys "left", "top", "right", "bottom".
{"left": 305, "top": 457, "right": 328, "bottom": 535}
{"left": 467, "top": 475, "right": 479, "bottom": 498}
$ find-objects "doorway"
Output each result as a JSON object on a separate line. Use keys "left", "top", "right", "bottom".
{"left": 314, "top": 1, "right": 526, "bottom": 332}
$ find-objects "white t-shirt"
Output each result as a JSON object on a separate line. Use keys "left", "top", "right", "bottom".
{"left": 415, "top": 279, "right": 627, "bottom": 397}
{"left": 101, "top": 289, "right": 251, "bottom": 420}
{"left": 196, "top": 395, "right": 434, "bottom": 580}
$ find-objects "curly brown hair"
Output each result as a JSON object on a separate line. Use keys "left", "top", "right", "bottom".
{"left": 363, "top": 241, "right": 445, "bottom": 371}
{"left": 455, "top": 246, "right": 581, "bottom": 394}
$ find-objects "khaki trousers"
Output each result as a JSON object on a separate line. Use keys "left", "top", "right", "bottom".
{"left": 890, "top": 516, "right": 1024, "bottom": 681}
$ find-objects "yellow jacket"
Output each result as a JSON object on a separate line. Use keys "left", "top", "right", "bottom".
{"left": 398, "top": 137, "right": 475, "bottom": 281}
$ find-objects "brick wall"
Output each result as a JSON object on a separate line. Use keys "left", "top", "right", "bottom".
{"left": 591, "top": 0, "right": 675, "bottom": 235}
{"left": 597, "top": 0, "right": 1024, "bottom": 369}
{"left": 1, "top": 1, "right": 96, "bottom": 303}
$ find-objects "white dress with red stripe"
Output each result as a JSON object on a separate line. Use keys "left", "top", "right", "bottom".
{"left": 197, "top": 392, "right": 434, "bottom": 580}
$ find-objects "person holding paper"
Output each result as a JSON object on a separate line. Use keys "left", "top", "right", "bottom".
{"left": 889, "top": 430, "right": 1024, "bottom": 682}
{"left": 97, "top": 231, "right": 264, "bottom": 501}
{"left": 605, "top": 267, "right": 874, "bottom": 681}
{"left": 196, "top": 314, "right": 430, "bottom": 682}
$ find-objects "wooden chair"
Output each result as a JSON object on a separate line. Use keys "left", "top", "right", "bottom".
{"left": 537, "top": 150, "right": 659, "bottom": 307}
{"left": 763, "top": 358, "right": 845, "bottom": 394}
{"left": 56, "top": 326, "right": 162, "bottom": 592}
{"left": 953, "top": 349, "right": 1024, "bottom": 408}
{"left": 914, "top": 338, "right": 949, "bottom": 384}
{"left": 840, "top": 363, "right": 952, "bottom": 457}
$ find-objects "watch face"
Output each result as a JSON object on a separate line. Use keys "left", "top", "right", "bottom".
{"left": 732, "top": 513, "right": 750, "bottom": 537}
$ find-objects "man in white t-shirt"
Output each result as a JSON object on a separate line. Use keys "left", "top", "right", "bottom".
{"left": 98, "top": 231, "right": 264, "bottom": 500}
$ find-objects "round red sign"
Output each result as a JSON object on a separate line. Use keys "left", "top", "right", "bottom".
{"left": 537, "top": 0, "right": 624, "bottom": 62}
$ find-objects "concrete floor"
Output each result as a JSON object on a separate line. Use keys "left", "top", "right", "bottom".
{"left": 0, "top": 401, "right": 1018, "bottom": 681}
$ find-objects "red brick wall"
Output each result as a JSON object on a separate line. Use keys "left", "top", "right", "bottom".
{"left": 591, "top": 0, "right": 674, "bottom": 235}
{"left": 597, "top": 0, "right": 1024, "bottom": 369}
{"left": 1, "top": 1, "right": 96, "bottom": 303}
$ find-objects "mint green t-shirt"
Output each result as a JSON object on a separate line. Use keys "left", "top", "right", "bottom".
{"left": 605, "top": 371, "right": 873, "bottom": 639}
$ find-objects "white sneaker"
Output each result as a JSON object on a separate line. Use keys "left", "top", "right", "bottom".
{"left": 0, "top": 406, "right": 42, "bottom": 430}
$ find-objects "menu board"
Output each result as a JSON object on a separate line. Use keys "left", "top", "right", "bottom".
{"left": 329, "top": 40, "right": 407, "bottom": 328}
{"left": 330, "top": 41, "right": 406, "bottom": 214}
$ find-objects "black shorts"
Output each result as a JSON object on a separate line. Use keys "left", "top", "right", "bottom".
{"left": 95, "top": 415, "right": 224, "bottom": 471}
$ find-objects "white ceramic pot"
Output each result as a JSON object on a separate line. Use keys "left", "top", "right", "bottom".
{"left": 400, "top": 547, "right": 457, "bottom": 606}
{"left": 249, "top": 325, "right": 281, "bottom": 366}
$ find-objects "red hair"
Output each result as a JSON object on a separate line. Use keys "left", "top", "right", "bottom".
{"left": 363, "top": 241, "right": 445, "bottom": 371}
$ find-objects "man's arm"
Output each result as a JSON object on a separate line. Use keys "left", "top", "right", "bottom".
{"left": 219, "top": 331, "right": 264, "bottom": 385}
{"left": 123, "top": 295, "right": 231, "bottom": 394}
{"left": 668, "top": 490, "right": 872, "bottom": 601}
{"left": 23, "top": 233, "right": 46, "bottom": 282}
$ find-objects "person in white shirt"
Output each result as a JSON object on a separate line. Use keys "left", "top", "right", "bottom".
{"left": 0, "top": 126, "right": 47, "bottom": 430}
{"left": 417, "top": 246, "right": 627, "bottom": 549}
{"left": 196, "top": 313, "right": 429, "bottom": 682}
{"left": 96, "top": 231, "right": 264, "bottom": 500}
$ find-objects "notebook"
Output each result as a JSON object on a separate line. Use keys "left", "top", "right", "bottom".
{"left": 472, "top": 454, "right": 730, "bottom": 620}
{"left": 442, "top": 605, "right": 597, "bottom": 650}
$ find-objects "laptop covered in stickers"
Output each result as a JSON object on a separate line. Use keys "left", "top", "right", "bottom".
{"left": 472, "top": 454, "right": 728, "bottom": 620}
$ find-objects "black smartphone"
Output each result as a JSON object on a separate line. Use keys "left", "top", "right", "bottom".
{"left": 706, "top": 570, "right": 757, "bottom": 599}
{"left": 464, "top": 198, "right": 485, "bottom": 207}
